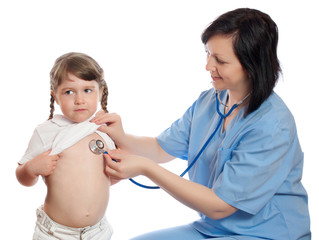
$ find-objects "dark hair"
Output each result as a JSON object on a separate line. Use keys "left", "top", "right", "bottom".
{"left": 49, "top": 52, "right": 108, "bottom": 119}
{"left": 201, "top": 8, "right": 281, "bottom": 115}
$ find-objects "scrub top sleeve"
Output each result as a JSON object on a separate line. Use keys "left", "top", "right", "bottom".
{"left": 157, "top": 102, "right": 195, "bottom": 160}
{"left": 213, "top": 118, "right": 300, "bottom": 215}
{"left": 19, "top": 128, "right": 47, "bottom": 165}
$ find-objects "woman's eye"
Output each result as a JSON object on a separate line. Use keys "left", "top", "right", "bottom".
{"left": 84, "top": 89, "right": 92, "bottom": 93}
{"left": 216, "top": 57, "right": 226, "bottom": 64}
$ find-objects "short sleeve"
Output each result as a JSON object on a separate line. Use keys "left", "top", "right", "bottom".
{"left": 213, "top": 116, "right": 301, "bottom": 215}
{"left": 157, "top": 102, "right": 195, "bottom": 160}
{"left": 19, "top": 129, "right": 46, "bottom": 165}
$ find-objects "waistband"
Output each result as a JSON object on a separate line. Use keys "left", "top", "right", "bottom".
{"left": 36, "top": 206, "right": 110, "bottom": 236}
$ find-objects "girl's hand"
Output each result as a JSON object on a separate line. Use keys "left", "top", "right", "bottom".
{"left": 104, "top": 149, "right": 152, "bottom": 180}
{"left": 28, "top": 150, "right": 59, "bottom": 177}
{"left": 90, "top": 111, "right": 125, "bottom": 143}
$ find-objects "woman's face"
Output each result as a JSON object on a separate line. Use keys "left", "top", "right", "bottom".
{"left": 205, "top": 35, "right": 250, "bottom": 94}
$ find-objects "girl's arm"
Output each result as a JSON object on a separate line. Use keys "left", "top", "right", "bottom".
{"left": 104, "top": 149, "right": 237, "bottom": 219}
{"left": 16, "top": 161, "right": 39, "bottom": 187}
{"left": 16, "top": 150, "right": 59, "bottom": 187}
{"left": 91, "top": 112, "right": 175, "bottom": 163}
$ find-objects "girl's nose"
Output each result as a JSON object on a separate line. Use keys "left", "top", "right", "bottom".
{"left": 75, "top": 94, "right": 85, "bottom": 105}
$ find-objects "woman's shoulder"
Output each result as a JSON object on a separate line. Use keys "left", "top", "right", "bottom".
{"left": 248, "top": 92, "right": 296, "bottom": 132}
{"left": 260, "top": 92, "right": 293, "bottom": 118}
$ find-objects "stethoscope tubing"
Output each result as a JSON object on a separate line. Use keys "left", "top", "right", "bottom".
{"left": 125, "top": 92, "right": 238, "bottom": 189}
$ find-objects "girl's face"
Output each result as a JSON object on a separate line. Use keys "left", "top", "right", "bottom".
{"left": 205, "top": 35, "right": 250, "bottom": 95}
{"left": 52, "top": 73, "right": 102, "bottom": 123}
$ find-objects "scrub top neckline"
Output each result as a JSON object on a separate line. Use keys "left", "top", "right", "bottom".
{"left": 218, "top": 91, "right": 245, "bottom": 135}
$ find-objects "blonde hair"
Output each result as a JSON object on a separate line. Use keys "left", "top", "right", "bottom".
{"left": 49, "top": 52, "right": 108, "bottom": 119}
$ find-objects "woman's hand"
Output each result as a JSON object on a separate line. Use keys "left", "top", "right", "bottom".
{"left": 90, "top": 111, "right": 125, "bottom": 143}
{"left": 91, "top": 111, "right": 174, "bottom": 163}
{"left": 104, "top": 149, "right": 153, "bottom": 180}
{"left": 104, "top": 150, "right": 237, "bottom": 219}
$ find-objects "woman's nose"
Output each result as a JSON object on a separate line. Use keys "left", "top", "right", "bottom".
{"left": 205, "top": 57, "right": 217, "bottom": 72}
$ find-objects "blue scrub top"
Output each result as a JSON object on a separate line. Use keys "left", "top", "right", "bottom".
{"left": 157, "top": 89, "right": 311, "bottom": 239}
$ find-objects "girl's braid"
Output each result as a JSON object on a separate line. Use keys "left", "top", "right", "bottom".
{"left": 48, "top": 94, "right": 55, "bottom": 120}
{"left": 100, "top": 82, "right": 109, "bottom": 113}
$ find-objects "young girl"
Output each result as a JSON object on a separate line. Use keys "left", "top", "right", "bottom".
{"left": 16, "top": 52, "right": 114, "bottom": 240}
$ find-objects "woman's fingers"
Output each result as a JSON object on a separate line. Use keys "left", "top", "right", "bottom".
{"left": 104, "top": 154, "right": 121, "bottom": 177}
{"left": 91, "top": 112, "right": 120, "bottom": 125}
{"left": 104, "top": 153, "right": 120, "bottom": 167}
{"left": 97, "top": 125, "right": 107, "bottom": 133}
{"left": 104, "top": 149, "right": 140, "bottom": 179}
{"left": 107, "top": 149, "right": 127, "bottom": 160}
{"left": 91, "top": 112, "right": 125, "bottom": 142}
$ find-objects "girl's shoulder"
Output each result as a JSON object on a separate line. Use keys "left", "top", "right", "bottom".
{"left": 35, "top": 114, "right": 72, "bottom": 134}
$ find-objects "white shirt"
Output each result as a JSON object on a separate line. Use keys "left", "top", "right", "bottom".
{"left": 20, "top": 114, "right": 115, "bottom": 164}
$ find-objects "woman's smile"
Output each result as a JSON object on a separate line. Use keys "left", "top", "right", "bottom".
{"left": 211, "top": 75, "right": 222, "bottom": 82}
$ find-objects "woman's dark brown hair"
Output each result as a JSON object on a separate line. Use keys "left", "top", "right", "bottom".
{"left": 202, "top": 8, "right": 281, "bottom": 115}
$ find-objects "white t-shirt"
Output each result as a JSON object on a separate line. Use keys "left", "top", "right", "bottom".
{"left": 19, "top": 114, "right": 115, "bottom": 164}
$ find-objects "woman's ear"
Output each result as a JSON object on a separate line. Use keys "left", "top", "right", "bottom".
{"left": 51, "top": 90, "right": 59, "bottom": 105}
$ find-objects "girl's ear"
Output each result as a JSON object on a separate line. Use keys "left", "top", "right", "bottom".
{"left": 51, "top": 90, "right": 59, "bottom": 105}
{"left": 99, "top": 87, "right": 104, "bottom": 102}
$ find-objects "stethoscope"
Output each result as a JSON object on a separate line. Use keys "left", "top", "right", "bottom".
{"left": 89, "top": 91, "right": 250, "bottom": 189}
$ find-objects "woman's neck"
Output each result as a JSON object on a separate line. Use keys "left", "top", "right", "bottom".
{"left": 226, "top": 88, "right": 251, "bottom": 107}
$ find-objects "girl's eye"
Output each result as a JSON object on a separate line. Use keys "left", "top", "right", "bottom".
{"left": 65, "top": 90, "right": 73, "bottom": 95}
{"left": 84, "top": 89, "right": 92, "bottom": 93}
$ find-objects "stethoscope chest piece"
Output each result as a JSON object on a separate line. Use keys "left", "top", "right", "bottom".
{"left": 89, "top": 139, "right": 105, "bottom": 155}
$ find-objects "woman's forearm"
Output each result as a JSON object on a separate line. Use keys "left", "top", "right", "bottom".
{"left": 105, "top": 149, "right": 237, "bottom": 219}
{"left": 118, "top": 134, "right": 174, "bottom": 163}
{"left": 144, "top": 160, "right": 237, "bottom": 219}
{"left": 91, "top": 112, "right": 174, "bottom": 163}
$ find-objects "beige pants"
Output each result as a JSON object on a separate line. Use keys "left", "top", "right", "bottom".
{"left": 33, "top": 207, "right": 113, "bottom": 240}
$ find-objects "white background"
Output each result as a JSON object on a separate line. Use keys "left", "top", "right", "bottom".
{"left": 0, "top": 0, "right": 317, "bottom": 239}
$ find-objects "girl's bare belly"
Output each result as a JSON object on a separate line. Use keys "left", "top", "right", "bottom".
{"left": 44, "top": 133, "right": 110, "bottom": 228}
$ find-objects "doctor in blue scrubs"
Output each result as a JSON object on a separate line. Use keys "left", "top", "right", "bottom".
{"left": 92, "top": 8, "right": 311, "bottom": 240}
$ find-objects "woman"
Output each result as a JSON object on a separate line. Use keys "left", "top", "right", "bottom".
{"left": 92, "top": 8, "right": 311, "bottom": 239}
